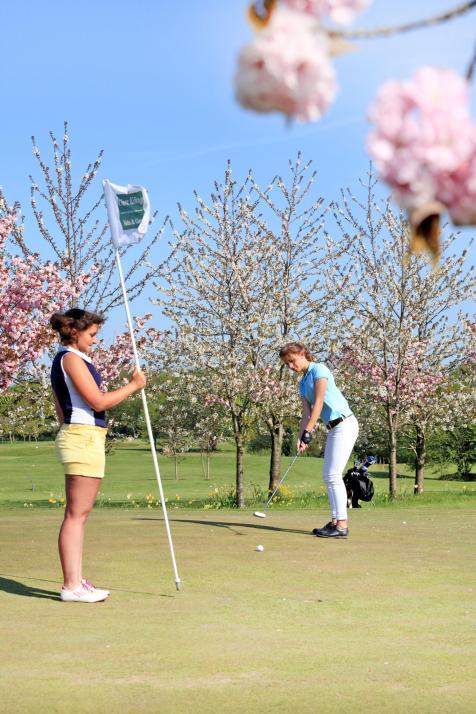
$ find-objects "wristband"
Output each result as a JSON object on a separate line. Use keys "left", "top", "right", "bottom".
{"left": 300, "top": 430, "right": 312, "bottom": 445}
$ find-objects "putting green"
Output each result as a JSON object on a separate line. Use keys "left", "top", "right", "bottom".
{"left": 0, "top": 506, "right": 475, "bottom": 713}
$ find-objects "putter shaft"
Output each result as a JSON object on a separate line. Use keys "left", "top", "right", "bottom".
{"left": 264, "top": 452, "right": 300, "bottom": 511}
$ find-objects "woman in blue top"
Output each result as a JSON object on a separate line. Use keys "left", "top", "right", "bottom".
{"left": 280, "top": 342, "right": 359, "bottom": 538}
{"left": 50, "top": 308, "right": 146, "bottom": 602}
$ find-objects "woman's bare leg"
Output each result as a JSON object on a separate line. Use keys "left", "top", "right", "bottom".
{"left": 58, "top": 475, "right": 101, "bottom": 589}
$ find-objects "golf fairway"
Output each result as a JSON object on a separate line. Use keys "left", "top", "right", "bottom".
{"left": 0, "top": 506, "right": 475, "bottom": 713}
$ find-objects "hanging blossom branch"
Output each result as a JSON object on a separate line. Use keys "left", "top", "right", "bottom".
{"left": 331, "top": 1, "right": 476, "bottom": 39}
{"left": 367, "top": 65, "right": 476, "bottom": 263}
{"left": 235, "top": 2, "right": 476, "bottom": 124}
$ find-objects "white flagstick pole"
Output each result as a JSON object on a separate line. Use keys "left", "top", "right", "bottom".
{"left": 115, "top": 248, "right": 182, "bottom": 591}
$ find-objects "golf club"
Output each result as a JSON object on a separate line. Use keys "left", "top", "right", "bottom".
{"left": 254, "top": 452, "right": 300, "bottom": 518}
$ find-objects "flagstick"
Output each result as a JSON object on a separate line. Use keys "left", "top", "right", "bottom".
{"left": 115, "top": 248, "right": 182, "bottom": 591}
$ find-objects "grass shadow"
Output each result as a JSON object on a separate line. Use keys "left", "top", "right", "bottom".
{"left": 134, "top": 516, "right": 312, "bottom": 536}
{"left": 0, "top": 574, "right": 174, "bottom": 599}
{"left": 0, "top": 575, "right": 61, "bottom": 601}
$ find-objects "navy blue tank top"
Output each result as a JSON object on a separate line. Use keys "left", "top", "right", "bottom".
{"left": 51, "top": 347, "right": 106, "bottom": 428}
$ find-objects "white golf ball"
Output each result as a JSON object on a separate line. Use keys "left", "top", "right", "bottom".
{"left": 255, "top": 545, "right": 264, "bottom": 552}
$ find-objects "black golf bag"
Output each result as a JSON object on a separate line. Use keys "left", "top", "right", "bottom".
{"left": 343, "top": 456, "right": 376, "bottom": 508}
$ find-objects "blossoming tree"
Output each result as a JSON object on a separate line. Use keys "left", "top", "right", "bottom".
{"left": 0, "top": 206, "right": 88, "bottom": 391}
{"left": 150, "top": 157, "right": 354, "bottom": 503}
{"left": 247, "top": 154, "right": 354, "bottom": 492}
{"left": 2, "top": 122, "right": 168, "bottom": 312}
{"left": 332, "top": 170, "right": 476, "bottom": 495}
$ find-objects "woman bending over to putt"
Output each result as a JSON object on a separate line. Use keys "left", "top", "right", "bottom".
{"left": 280, "top": 342, "right": 358, "bottom": 538}
{"left": 50, "top": 308, "right": 146, "bottom": 602}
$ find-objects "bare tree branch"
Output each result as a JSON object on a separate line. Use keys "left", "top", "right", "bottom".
{"left": 332, "top": 1, "right": 476, "bottom": 40}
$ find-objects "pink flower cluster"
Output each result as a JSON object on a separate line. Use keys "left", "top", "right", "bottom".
{"left": 235, "top": 6, "right": 337, "bottom": 122}
{"left": 0, "top": 211, "right": 88, "bottom": 391}
{"left": 204, "top": 394, "right": 232, "bottom": 410}
{"left": 341, "top": 340, "right": 444, "bottom": 410}
{"left": 368, "top": 66, "right": 476, "bottom": 225}
{"left": 251, "top": 366, "right": 285, "bottom": 403}
{"left": 284, "top": 0, "right": 370, "bottom": 25}
{"left": 234, "top": 1, "right": 371, "bottom": 121}
{"left": 93, "top": 314, "right": 155, "bottom": 389}
{"left": 466, "top": 316, "right": 476, "bottom": 364}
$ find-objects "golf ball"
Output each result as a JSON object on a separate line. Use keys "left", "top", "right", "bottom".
{"left": 255, "top": 545, "right": 264, "bottom": 552}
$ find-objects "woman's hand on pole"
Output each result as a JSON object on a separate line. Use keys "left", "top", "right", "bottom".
{"left": 131, "top": 367, "right": 147, "bottom": 391}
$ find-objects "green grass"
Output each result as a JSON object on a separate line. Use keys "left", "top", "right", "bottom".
{"left": 1, "top": 506, "right": 475, "bottom": 713}
{"left": 1, "top": 443, "right": 475, "bottom": 712}
{"left": 0, "top": 440, "right": 474, "bottom": 509}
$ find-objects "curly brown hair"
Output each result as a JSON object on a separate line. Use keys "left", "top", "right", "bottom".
{"left": 50, "top": 308, "right": 105, "bottom": 345}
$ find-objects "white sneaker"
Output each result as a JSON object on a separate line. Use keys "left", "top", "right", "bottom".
{"left": 60, "top": 582, "right": 109, "bottom": 603}
{"left": 81, "top": 578, "right": 110, "bottom": 597}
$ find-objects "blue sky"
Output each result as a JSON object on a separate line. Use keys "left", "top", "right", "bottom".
{"left": 1, "top": 0, "right": 475, "bottom": 338}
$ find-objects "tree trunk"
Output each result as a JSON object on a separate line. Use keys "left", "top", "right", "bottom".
{"left": 414, "top": 424, "right": 425, "bottom": 495}
{"left": 174, "top": 454, "right": 179, "bottom": 480}
{"left": 235, "top": 434, "right": 245, "bottom": 508}
{"left": 386, "top": 407, "right": 398, "bottom": 497}
{"left": 387, "top": 426, "right": 398, "bottom": 497}
{"left": 230, "top": 411, "right": 246, "bottom": 508}
{"left": 267, "top": 421, "right": 284, "bottom": 494}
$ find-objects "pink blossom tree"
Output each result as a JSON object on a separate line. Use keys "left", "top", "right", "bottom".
{"left": 91, "top": 314, "right": 156, "bottom": 389}
{"left": 2, "top": 122, "right": 168, "bottom": 312}
{"left": 0, "top": 207, "right": 88, "bottom": 391}
{"left": 340, "top": 339, "right": 445, "bottom": 494}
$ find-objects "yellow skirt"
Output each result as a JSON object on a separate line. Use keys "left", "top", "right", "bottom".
{"left": 55, "top": 424, "right": 107, "bottom": 479}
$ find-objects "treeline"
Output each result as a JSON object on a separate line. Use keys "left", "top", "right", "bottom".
{"left": 1, "top": 135, "right": 475, "bottom": 502}
{"left": 1, "top": 369, "right": 475, "bottom": 486}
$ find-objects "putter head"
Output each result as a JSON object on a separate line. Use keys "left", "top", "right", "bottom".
{"left": 253, "top": 511, "right": 267, "bottom": 518}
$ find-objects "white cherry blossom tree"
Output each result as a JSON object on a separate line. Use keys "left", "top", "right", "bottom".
{"left": 333, "top": 170, "right": 476, "bottom": 495}
{"left": 151, "top": 157, "right": 353, "bottom": 504}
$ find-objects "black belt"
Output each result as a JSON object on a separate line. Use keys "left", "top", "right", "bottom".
{"left": 327, "top": 414, "right": 352, "bottom": 431}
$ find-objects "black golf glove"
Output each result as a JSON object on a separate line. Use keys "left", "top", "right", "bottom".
{"left": 300, "top": 430, "right": 312, "bottom": 445}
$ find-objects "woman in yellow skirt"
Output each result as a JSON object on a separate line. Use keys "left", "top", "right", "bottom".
{"left": 50, "top": 308, "right": 146, "bottom": 602}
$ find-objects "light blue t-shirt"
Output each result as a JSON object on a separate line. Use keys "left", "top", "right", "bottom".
{"left": 299, "top": 362, "right": 351, "bottom": 425}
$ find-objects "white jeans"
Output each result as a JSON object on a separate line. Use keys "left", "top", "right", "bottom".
{"left": 322, "top": 414, "right": 359, "bottom": 521}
